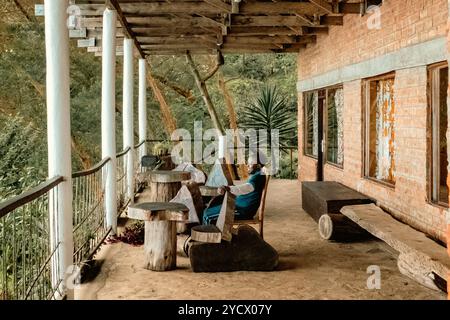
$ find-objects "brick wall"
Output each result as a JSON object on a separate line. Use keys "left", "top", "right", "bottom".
{"left": 298, "top": 0, "right": 448, "bottom": 243}
{"left": 299, "top": 0, "right": 447, "bottom": 79}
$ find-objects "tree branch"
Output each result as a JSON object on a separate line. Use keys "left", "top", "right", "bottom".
{"left": 186, "top": 51, "right": 224, "bottom": 135}
{"left": 152, "top": 74, "right": 196, "bottom": 103}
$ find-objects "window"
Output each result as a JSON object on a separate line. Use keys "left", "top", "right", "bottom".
{"left": 304, "top": 86, "right": 344, "bottom": 167}
{"left": 326, "top": 87, "right": 344, "bottom": 166}
{"left": 364, "top": 74, "right": 396, "bottom": 185}
{"left": 429, "top": 63, "right": 448, "bottom": 206}
{"left": 366, "top": 0, "right": 383, "bottom": 9}
{"left": 304, "top": 91, "right": 318, "bottom": 158}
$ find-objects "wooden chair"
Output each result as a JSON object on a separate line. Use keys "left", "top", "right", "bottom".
{"left": 232, "top": 174, "right": 270, "bottom": 239}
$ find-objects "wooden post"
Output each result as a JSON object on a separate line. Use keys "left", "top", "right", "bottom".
{"left": 44, "top": 0, "right": 74, "bottom": 298}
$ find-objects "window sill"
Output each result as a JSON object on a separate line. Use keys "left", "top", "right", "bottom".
{"left": 304, "top": 154, "right": 318, "bottom": 161}
{"left": 364, "top": 176, "right": 396, "bottom": 190}
{"left": 325, "top": 162, "right": 344, "bottom": 170}
{"left": 427, "top": 200, "right": 449, "bottom": 210}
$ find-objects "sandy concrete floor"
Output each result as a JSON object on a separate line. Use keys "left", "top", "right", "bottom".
{"left": 76, "top": 180, "right": 445, "bottom": 300}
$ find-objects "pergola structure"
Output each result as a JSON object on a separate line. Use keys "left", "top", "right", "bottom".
{"left": 74, "top": 0, "right": 363, "bottom": 56}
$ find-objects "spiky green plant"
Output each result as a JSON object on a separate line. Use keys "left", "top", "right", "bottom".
{"left": 240, "top": 86, "right": 296, "bottom": 148}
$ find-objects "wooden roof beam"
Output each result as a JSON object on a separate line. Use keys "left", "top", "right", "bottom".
{"left": 78, "top": 2, "right": 325, "bottom": 16}
{"left": 204, "top": 0, "right": 232, "bottom": 13}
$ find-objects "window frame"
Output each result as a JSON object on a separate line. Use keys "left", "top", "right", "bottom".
{"left": 324, "top": 85, "right": 344, "bottom": 169}
{"left": 303, "top": 90, "right": 319, "bottom": 160}
{"left": 363, "top": 72, "right": 396, "bottom": 187}
{"left": 303, "top": 85, "right": 344, "bottom": 168}
{"left": 427, "top": 62, "right": 449, "bottom": 208}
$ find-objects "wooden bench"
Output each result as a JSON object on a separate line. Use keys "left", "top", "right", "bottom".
{"left": 301, "top": 181, "right": 374, "bottom": 241}
{"left": 341, "top": 204, "right": 449, "bottom": 292}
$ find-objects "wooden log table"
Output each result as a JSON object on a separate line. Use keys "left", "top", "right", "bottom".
{"left": 145, "top": 170, "right": 191, "bottom": 202}
{"left": 144, "top": 170, "right": 191, "bottom": 233}
{"left": 128, "top": 202, "right": 189, "bottom": 271}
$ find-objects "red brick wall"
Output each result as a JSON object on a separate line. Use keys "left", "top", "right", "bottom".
{"left": 298, "top": 0, "right": 448, "bottom": 243}
{"left": 299, "top": 0, "right": 447, "bottom": 79}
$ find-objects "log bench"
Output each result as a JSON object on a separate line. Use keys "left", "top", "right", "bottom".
{"left": 341, "top": 204, "right": 449, "bottom": 292}
{"left": 128, "top": 202, "right": 189, "bottom": 271}
{"left": 301, "top": 181, "right": 374, "bottom": 241}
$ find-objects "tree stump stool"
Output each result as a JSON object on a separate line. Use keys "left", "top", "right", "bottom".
{"left": 199, "top": 185, "right": 219, "bottom": 206}
{"left": 128, "top": 202, "right": 189, "bottom": 271}
{"left": 145, "top": 170, "right": 191, "bottom": 233}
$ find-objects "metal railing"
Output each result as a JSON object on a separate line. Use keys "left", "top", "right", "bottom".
{"left": 72, "top": 158, "right": 111, "bottom": 265}
{"left": 0, "top": 176, "right": 64, "bottom": 300}
{"left": 116, "top": 147, "right": 130, "bottom": 212}
{"left": 137, "top": 139, "right": 298, "bottom": 179}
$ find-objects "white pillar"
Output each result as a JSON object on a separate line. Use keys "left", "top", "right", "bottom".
{"left": 123, "top": 38, "right": 135, "bottom": 203}
{"left": 102, "top": 9, "right": 118, "bottom": 234}
{"left": 138, "top": 59, "right": 147, "bottom": 160}
{"left": 44, "top": 0, "right": 73, "bottom": 298}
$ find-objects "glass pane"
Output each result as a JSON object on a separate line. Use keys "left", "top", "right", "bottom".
{"left": 305, "top": 91, "right": 318, "bottom": 157}
{"left": 438, "top": 67, "right": 448, "bottom": 204}
{"left": 327, "top": 88, "right": 344, "bottom": 165}
{"left": 368, "top": 77, "right": 396, "bottom": 184}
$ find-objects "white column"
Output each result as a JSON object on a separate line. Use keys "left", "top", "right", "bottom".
{"left": 138, "top": 59, "right": 147, "bottom": 160}
{"left": 123, "top": 38, "right": 135, "bottom": 203}
{"left": 44, "top": 0, "right": 73, "bottom": 298}
{"left": 102, "top": 9, "right": 118, "bottom": 234}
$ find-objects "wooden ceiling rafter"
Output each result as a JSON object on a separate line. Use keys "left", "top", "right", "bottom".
{"left": 73, "top": 0, "right": 360, "bottom": 55}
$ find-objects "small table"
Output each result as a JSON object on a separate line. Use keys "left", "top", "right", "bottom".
{"left": 144, "top": 170, "right": 191, "bottom": 234}
{"left": 128, "top": 202, "right": 189, "bottom": 271}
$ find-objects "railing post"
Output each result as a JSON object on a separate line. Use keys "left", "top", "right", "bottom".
{"left": 123, "top": 38, "right": 135, "bottom": 203}
{"left": 44, "top": 0, "right": 74, "bottom": 298}
{"left": 102, "top": 8, "right": 118, "bottom": 234}
{"left": 138, "top": 59, "right": 147, "bottom": 160}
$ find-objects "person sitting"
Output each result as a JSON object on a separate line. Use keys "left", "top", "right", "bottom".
{"left": 202, "top": 153, "right": 267, "bottom": 225}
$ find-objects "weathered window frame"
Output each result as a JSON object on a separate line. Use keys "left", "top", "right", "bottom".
{"left": 363, "top": 72, "right": 396, "bottom": 187}
{"left": 325, "top": 86, "right": 344, "bottom": 168}
{"left": 303, "top": 90, "right": 319, "bottom": 159}
{"left": 303, "top": 85, "right": 344, "bottom": 168}
{"left": 428, "top": 62, "right": 449, "bottom": 208}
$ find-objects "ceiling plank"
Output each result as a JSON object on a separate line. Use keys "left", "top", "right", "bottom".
{"left": 78, "top": 2, "right": 324, "bottom": 16}
{"left": 109, "top": 0, "right": 146, "bottom": 58}
{"left": 308, "top": 0, "right": 333, "bottom": 14}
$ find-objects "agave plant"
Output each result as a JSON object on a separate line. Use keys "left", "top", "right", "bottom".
{"left": 240, "top": 86, "right": 296, "bottom": 148}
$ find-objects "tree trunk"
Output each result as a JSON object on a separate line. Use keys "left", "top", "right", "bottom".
{"left": 185, "top": 52, "right": 224, "bottom": 135}
{"left": 218, "top": 71, "right": 237, "bottom": 130}
{"left": 153, "top": 74, "right": 195, "bottom": 104}
{"left": 217, "top": 71, "right": 248, "bottom": 179}
{"left": 146, "top": 68, "right": 177, "bottom": 135}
